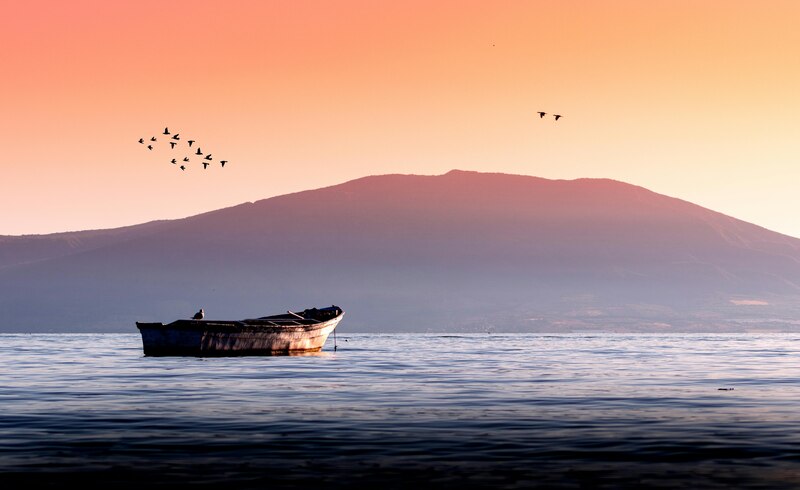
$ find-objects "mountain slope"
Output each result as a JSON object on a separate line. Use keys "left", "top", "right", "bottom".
{"left": 0, "top": 220, "right": 173, "bottom": 270}
{"left": 3, "top": 170, "right": 800, "bottom": 332}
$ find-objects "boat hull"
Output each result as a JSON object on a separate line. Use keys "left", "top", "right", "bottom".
{"left": 137, "top": 314, "right": 343, "bottom": 357}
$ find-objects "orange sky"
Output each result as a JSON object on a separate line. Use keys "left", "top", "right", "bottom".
{"left": 2, "top": 1, "right": 800, "bottom": 237}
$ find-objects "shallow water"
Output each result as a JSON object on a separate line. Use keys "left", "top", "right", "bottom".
{"left": 2, "top": 333, "right": 800, "bottom": 489}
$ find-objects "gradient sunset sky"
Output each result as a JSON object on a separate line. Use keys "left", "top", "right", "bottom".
{"left": 2, "top": 1, "right": 799, "bottom": 237}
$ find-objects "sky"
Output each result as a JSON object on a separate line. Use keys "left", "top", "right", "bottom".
{"left": 2, "top": 1, "right": 800, "bottom": 237}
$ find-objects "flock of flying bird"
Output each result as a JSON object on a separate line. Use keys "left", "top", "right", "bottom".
{"left": 538, "top": 111, "right": 562, "bottom": 121}
{"left": 139, "top": 113, "right": 557, "bottom": 172}
{"left": 138, "top": 127, "right": 228, "bottom": 172}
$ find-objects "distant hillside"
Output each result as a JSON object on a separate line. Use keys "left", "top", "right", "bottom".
{"left": 3, "top": 170, "right": 800, "bottom": 332}
{"left": 0, "top": 220, "right": 172, "bottom": 270}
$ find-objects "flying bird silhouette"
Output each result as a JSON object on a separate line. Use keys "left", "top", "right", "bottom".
{"left": 163, "top": 127, "right": 170, "bottom": 135}
{"left": 171, "top": 158, "right": 177, "bottom": 164}
{"left": 180, "top": 165, "right": 186, "bottom": 171}
{"left": 171, "top": 134, "right": 180, "bottom": 140}
{"left": 147, "top": 145, "right": 153, "bottom": 150}
{"left": 169, "top": 142, "right": 177, "bottom": 149}
{"left": 183, "top": 157, "right": 190, "bottom": 162}
{"left": 220, "top": 160, "right": 227, "bottom": 168}
{"left": 138, "top": 138, "right": 144, "bottom": 144}
{"left": 195, "top": 148, "right": 203, "bottom": 155}
{"left": 537, "top": 112, "right": 546, "bottom": 118}
{"left": 554, "top": 114, "right": 562, "bottom": 121}
{"left": 188, "top": 140, "right": 195, "bottom": 147}
{"left": 204, "top": 154, "right": 212, "bottom": 161}
{"left": 202, "top": 162, "right": 209, "bottom": 169}
{"left": 150, "top": 136, "right": 157, "bottom": 141}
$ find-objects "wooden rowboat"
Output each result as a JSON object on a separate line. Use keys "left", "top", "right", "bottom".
{"left": 136, "top": 305, "right": 344, "bottom": 356}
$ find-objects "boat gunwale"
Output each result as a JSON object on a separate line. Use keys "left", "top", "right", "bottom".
{"left": 136, "top": 312, "right": 344, "bottom": 333}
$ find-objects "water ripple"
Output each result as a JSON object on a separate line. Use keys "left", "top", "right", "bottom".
{"left": 2, "top": 333, "right": 800, "bottom": 488}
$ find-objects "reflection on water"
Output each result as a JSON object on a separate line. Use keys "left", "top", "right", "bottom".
{"left": 2, "top": 333, "right": 800, "bottom": 488}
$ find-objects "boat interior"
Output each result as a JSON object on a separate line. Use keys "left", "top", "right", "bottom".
{"left": 248, "top": 305, "right": 343, "bottom": 325}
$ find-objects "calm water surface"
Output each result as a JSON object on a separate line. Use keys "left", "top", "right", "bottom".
{"left": 2, "top": 333, "right": 800, "bottom": 489}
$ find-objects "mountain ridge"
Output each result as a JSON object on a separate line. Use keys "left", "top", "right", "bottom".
{"left": 2, "top": 170, "right": 800, "bottom": 332}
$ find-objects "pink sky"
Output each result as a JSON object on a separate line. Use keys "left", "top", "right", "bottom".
{"left": 2, "top": 1, "right": 800, "bottom": 237}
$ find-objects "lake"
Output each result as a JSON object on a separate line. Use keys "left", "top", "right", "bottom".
{"left": 2, "top": 333, "right": 800, "bottom": 489}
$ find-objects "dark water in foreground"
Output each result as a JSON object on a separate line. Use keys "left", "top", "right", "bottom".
{"left": 2, "top": 333, "right": 800, "bottom": 489}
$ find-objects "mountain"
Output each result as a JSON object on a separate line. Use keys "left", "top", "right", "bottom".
{"left": 0, "top": 220, "right": 173, "bottom": 270}
{"left": 3, "top": 170, "right": 800, "bottom": 332}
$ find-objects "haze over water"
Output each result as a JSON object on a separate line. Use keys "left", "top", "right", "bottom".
{"left": 2, "top": 333, "right": 800, "bottom": 488}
